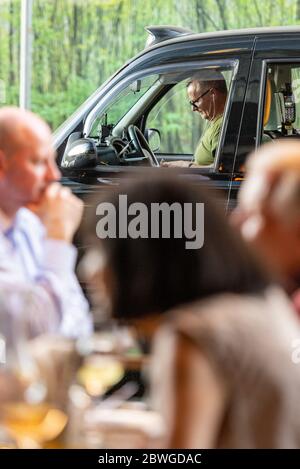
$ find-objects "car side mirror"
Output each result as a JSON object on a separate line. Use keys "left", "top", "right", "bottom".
{"left": 61, "top": 137, "right": 98, "bottom": 168}
{"left": 145, "top": 128, "right": 161, "bottom": 152}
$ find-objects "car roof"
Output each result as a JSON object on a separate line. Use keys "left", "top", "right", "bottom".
{"left": 129, "top": 25, "right": 300, "bottom": 64}
{"left": 54, "top": 25, "right": 300, "bottom": 147}
{"left": 143, "top": 25, "right": 300, "bottom": 51}
{"left": 151, "top": 25, "right": 300, "bottom": 44}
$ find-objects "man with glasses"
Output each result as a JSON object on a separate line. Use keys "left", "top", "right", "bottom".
{"left": 162, "top": 71, "right": 227, "bottom": 167}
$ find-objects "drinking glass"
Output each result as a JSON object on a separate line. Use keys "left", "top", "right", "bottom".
{"left": 0, "top": 292, "right": 67, "bottom": 448}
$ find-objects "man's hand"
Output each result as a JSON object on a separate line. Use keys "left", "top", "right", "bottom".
{"left": 160, "top": 160, "right": 192, "bottom": 168}
{"left": 28, "top": 183, "right": 84, "bottom": 243}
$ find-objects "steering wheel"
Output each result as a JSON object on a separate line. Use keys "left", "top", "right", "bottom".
{"left": 127, "top": 125, "right": 159, "bottom": 167}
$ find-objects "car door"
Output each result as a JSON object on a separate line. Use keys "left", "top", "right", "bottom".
{"left": 231, "top": 33, "right": 300, "bottom": 207}
{"left": 57, "top": 36, "right": 254, "bottom": 211}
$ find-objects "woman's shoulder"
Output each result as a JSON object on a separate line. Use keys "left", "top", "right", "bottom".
{"left": 171, "top": 287, "right": 295, "bottom": 323}
{"left": 165, "top": 287, "right": 300, "bottom": 357}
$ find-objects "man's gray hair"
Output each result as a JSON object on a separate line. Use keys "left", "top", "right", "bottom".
{"left": 187, "top": 69, "right": 227, "bottom": 95}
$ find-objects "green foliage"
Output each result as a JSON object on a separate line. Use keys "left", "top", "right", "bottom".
{"left": 1, "top": 0, "right": 300, "bottom": 129}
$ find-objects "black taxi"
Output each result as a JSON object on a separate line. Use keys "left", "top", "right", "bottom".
{"left": 54, "top": 25, "right": 300, "bottom": 209}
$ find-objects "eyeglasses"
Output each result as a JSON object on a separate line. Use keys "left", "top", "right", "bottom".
{"left": 189, "top": 88, "right": 212, "bottom": 110}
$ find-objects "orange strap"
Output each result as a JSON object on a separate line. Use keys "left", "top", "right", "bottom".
{"left": 263, "top": 78, "right": 271, "bottom": 127}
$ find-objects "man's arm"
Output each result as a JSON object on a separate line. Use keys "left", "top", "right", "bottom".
{"left": 0, "top": 258, "right": 60, "bottom": 338}
{"left": 160, "top": 160, "right": 212, "bottom": 168}
{"left": 0, "top": 235, "right": 92, "bottom": 339}
{"left": 23, "top": 183, "right": 93, "bottom": 338}
{"left": 160, "top": 160, "right": 192, "bottom": 168}
{"left": 38, "top": 237, "right": 92, "bottom": 337}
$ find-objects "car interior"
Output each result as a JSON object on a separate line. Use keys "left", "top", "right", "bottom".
{"left": 263, "top": 63, "right": 300, "bottom": 141}
{"left": 236, "top": 62, "right": 300, "bottom": 175}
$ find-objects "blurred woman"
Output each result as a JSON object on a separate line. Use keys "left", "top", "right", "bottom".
{"left": 83, "top": 173, "right": 300, "bottom": 448}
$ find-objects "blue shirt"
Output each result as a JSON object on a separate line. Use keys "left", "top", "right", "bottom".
{"left": 0, "top": 208, "right": 92, "bottom": 338}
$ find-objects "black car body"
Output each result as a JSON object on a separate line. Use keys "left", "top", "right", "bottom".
{"left": 54, "top": 26, "right": 300, "bottom": 209}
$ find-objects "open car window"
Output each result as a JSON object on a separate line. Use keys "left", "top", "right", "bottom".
{"left": 146, "top": 81, "right": 200, "bottom": 155}
{"left": 61, "top": 62, "right": 236, "bottom": 171}
{"left": 146, "top": 69, "right": 233, "bottom": 157}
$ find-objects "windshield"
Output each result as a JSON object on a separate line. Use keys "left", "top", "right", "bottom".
{"left": 89, "top": 74, "right": 159, "bottom": 136}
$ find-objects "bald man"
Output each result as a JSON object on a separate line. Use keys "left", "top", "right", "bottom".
{"left": 0, "top": 107, "right": 92, "bottom": 338}
{"left": 233, "top": 140, "right": 300, "bottom": 315}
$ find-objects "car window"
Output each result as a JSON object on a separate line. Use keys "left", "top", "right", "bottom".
{"left": 263, "top": 63, "right": 300, "bottom": 139}
{"left": 84, "top": 64, "right": 235, "bottom": 169}
{"left": 146, "top": 68, "right": 234, "bottom": 157}
{"left": 89, "top": 74, "right": 160, "bottom": 136}
{"left": 146, "top": 82, "right": 200, "bottom": 154}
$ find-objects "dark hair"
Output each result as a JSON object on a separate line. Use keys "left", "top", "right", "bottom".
{"left": 85, "top": 172, "right": 270, "bottom": 320}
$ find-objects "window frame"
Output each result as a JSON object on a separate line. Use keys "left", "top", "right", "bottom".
{"left": 257, "top": 58, "right": 300, "bottom": 148}
{"left": 83, "top": 59, "right": 239, "bottom": 173}
{"left": 142, "top": 67, "right": 236, "bottom": 161}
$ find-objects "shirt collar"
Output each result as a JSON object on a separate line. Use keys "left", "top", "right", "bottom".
{"left": 0, "top": 208, "right": 15, "bottom": 232}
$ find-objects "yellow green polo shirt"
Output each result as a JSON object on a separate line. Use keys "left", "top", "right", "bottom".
{"left": 194, "top": 115, "right": 223, "bottom": 165}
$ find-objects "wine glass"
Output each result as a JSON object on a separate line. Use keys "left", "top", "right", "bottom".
{"left": 0, "top": 292, "right": 67, "bottom": 448}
